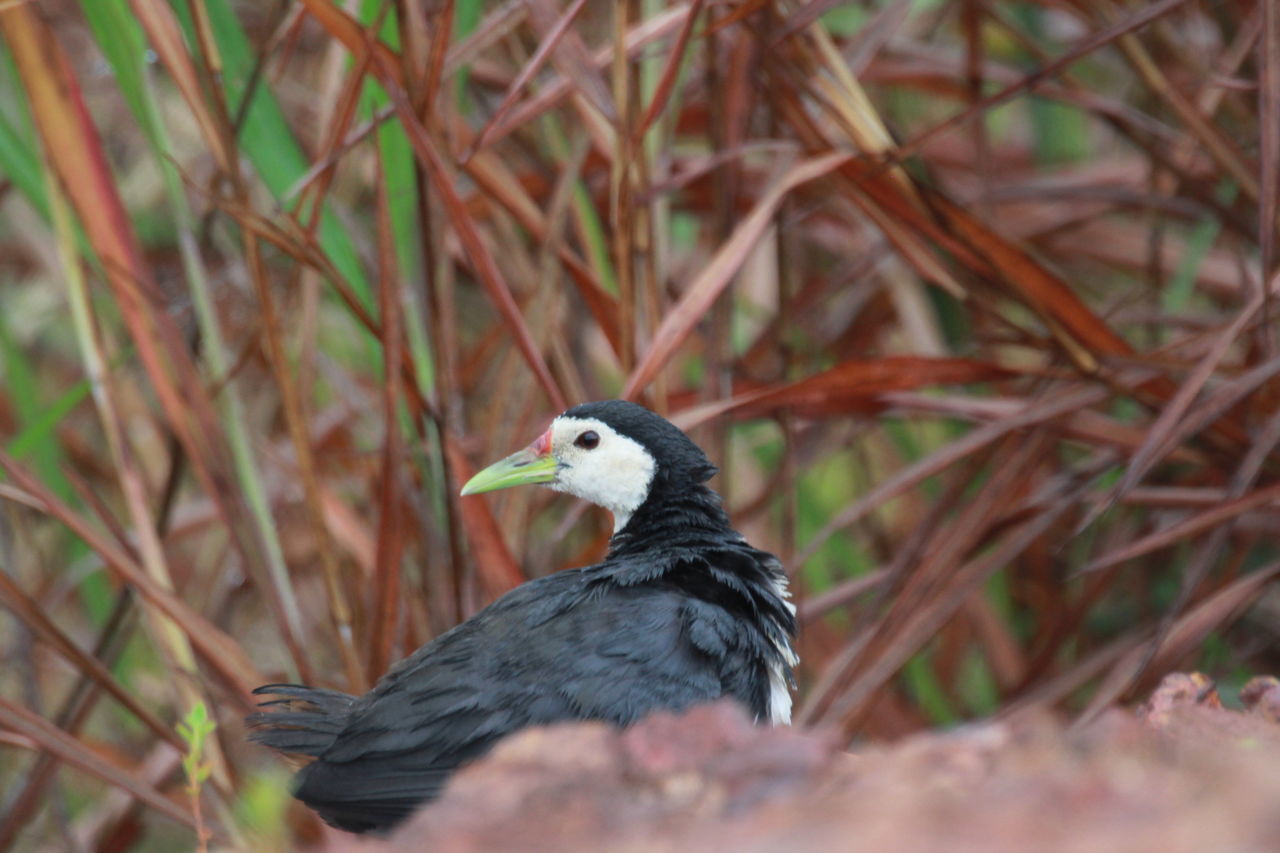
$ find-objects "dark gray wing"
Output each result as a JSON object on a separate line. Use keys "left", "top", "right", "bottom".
{"left": 293, "top": 572, "right": 741, "bottom": 832}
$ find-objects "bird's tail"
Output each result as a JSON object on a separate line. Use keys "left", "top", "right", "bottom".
{"left": 246, "top": 683, "right": 356, "bottom": 758}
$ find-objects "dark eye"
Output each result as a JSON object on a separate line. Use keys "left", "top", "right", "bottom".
{"left": 574, "top": 430, "right": 600, "bottom": 450}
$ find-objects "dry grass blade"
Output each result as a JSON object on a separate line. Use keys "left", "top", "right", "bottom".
{"left": 925, "top": 190, "right": 1131, "bottom": 369}
{"left": 524, "top": 0, "right": 615, "bottom": 122}
{"left": 735, "top": 357, "right": 1019, "bottom": 418}
{"left": 0, "top": 7, "right": 141, "bottom": 279}
{"left": 798, "top": 569, "right": 891, "bottom": 623}
{"left": 771, "top": 0, "right": 856, "bottom": 45}
{"left": 704, "top": 0, "right": 770, "bottom": 36}
{"left": 1087, "top": 480, "right": 1280, "bottom": 573}
{"left": 4, "top": 1, "right": 308, "bottom": 692}
{"left": 1262, "top": 1, "right": 1280, "bottom": 309}
{"left": 1109, "top": 295, "right": 1265, "bottom": 503}
{"left": 0, "top": 698, "right": 194, "bottom": 829}
{"left": 371, "top": 146, "right": 407, "bottom": 676}
{"left": 485, "top": 4, "right": 691, "bottom": 146}
{"left": 796, "top": 384, "right": 1109, "bottom": 566}
{"left": 0, "top": 588, "right": 140, "bottom": 848}
{"left": 0, "top": 572, "right": 180, "bottom": 751}
{"left": 1098, "top": 0, "right": 1259, "bottom": 201}
{"left": 674, "top": 357, "right": 1020, "bottom": 427}
{"left": 623, "top": 151, "right": 851, "bottom": 397}
{"left": 635, "top": 0, "right": 705, "bottom": 139}
{"left": 295, "top": 0, "right": 403, "bottom": 85}
{"left": 1132, "top": 403, "right": 1280, "bottom": 701}
{"left": 891, "top": 0, "right": 1195, "bottom": 166}
{"left": 829, "top": 487, "right": 1076, "bottom": 724}
{"left": 802, "top": 432, "right": 1061, "bottom": 726}
{"left": 461, "top": 148, "right": 624, "bottom": 354}
{"left": 381, "top": 85, "right": 568, "bottom": 409}
{"left": 464, "top": 0, "right": 590, "bottom": 161}
{"left": 130, "top": 0, "right": 231, "bottom": 172}
{"left": 0, "top": 451, "right": 261, "bottom": 699}
{"left": 1077, "top": 560, "right": 1280, "bottom": 722}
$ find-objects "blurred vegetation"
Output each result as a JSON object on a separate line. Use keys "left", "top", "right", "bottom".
{"left": 1, "top": 0, "right": 1278, "bottom": 847}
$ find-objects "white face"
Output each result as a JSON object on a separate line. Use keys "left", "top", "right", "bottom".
{"left": 548, "top": 416, "right": 656, "bottom": 532}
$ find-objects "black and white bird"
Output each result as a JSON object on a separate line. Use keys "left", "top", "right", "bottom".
{"left": 248, "top": 400, "right": 797, "bottom": 834}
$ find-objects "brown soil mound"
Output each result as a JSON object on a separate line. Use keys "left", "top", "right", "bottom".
{"left": 332, "top": 673, "right": 1280, "bottom": 853}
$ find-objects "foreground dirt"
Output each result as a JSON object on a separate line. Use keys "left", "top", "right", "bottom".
{"left": 329, "top": 673, "right": 1280, "bottom": 853}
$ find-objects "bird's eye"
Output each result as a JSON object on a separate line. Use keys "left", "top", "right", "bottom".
{"left": 574, "top": 430, "right": 600, "bottom": 450}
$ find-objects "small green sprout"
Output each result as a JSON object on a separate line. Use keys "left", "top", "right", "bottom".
{"left": 177, "top": 702, "right": 217, "bottom": 852}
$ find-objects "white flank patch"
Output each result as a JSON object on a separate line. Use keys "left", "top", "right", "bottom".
{"left": 764, "top": 561, "right": 798, "bottom": 725}
{"left": 768, "top": 660, "right": 793, "bottom": 724}
{"left": 548, "top": 416, "right": 656, "bottom": 532}
{"left": 768, "top": 571, "right": 798, "bottom": 616}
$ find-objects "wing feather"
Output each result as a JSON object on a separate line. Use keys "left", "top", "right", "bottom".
{"left": 291, "top": 572, "right": 736, "bottom": 831}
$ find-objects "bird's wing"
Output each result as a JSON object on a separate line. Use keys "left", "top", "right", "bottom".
{"left": 292, "top": 574, "right": 737, "bottom": 831}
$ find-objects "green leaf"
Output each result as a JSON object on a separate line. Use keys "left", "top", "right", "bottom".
{"left": 0, "top": 44, "right": 50, "bottom": 216}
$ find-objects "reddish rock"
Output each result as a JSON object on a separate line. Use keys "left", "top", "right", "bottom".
{"left": 328, "top": 676, "right": 1280, "bottom": 853}
{"left": 1240, "top": 676, "right": 1280, "bottom": 723}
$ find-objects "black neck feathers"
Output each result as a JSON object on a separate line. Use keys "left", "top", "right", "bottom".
{"left": 607, "top": 481, "right": 733, "bottom": 559}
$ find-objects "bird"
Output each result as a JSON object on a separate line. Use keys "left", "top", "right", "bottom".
{"left": 247, "top": 400, "right": 798, "bottom": 834}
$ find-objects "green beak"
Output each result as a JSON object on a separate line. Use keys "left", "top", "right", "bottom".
{"left": 460, "top": 444, "right": 559, "bottom": 496}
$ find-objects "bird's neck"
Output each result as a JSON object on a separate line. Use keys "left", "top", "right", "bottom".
{"left": 606, "top": 483, "right": 735, "bottom": 558}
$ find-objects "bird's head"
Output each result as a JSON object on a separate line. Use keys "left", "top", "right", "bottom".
{"left": 460, "top": 400, "right": 717, "bottom": 532}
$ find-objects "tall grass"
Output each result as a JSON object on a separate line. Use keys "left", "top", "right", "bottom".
{"left": 0, "top": 0, "right": 1277, "bottom": 846}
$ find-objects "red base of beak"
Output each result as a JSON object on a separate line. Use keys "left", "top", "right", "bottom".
{"left": 530, "top": 428, "right": 553, "bottom": 457}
